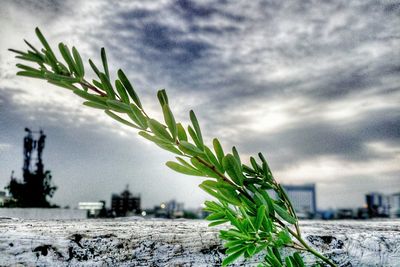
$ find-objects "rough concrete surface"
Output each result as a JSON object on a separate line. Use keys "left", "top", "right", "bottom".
{"left": 0, "top": 218, "right": 399, "bottom": 266}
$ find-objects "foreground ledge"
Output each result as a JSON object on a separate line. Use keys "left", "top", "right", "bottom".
{"left": 0, "top": 218, "right": 399, "bottom": 266}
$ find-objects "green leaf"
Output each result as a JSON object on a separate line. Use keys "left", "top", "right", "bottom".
{"left": 204, "top": 146, "right": 224, "bottom": 173}
{"left": 47, "top": 80, "right": 80, "bottom": 91}
{"left": 9, "top": 48, "right": 27, "bottom": 56}
{"left": 15, "top": 53, "right": 43, "bottom": 64}
{"left": 272, "top": 247, "right": 282, "bottom": 263}
{"left": 161, "top": 145, "right": 182, "bottom": 157}
{"left": 115, "top": 80, "right": 130, "bottom": 104}
{"left": 138, "top": 131, "right": 170, "bottom": 145}
{"left": 89, "top": 59, "right": 101, "bottom": 78}
{"left": 24, "top": 39, "right": 41, "bottom": 55}
{"left": 148, "top": 119, "right": 173, "bottom": 142}
{"left": 246, "top": 244, "right": 257, "bottom": 257}
{"left": 262, "top": 217, "right": 273, "bottom": 233}
{"left": 117, "top": 69, "right": 142, "bottom": 108}
{"left": 208, "top": 220, "right": 228, "bottom": 227}
{"left": 175, "top": 157, "right": 196, "bottom": 170}
{"left": 35, "top": 28, "right": 52, "bottom": 54}
{"left": 273, "top": 203, "right": 296, "bottom": 224}
{"left": 58, "top": 62, "right": 70, "bottom": 75}
{"left": 16, "top": 71, "right": 44, "bottom": 79}
{"left": 232, "top": 146, "right": 241, "bottom": 166}
{"left": 242, "top": 164, "right": 257, "bottom": 175}
{"left": 179, "top": 141, "right": 204, "bottom": 156}
{"left": 293, "top": 253, "right": 305, "bottom": 267}
{"left": 253, "top": 243, "right": 268, "bottom": 256}
{"left": 16, "top": 64, "right": 40, "bottom": 73}
{"left": 44, "top": 72, "right": 80, "bottom": 83}
{"left": 224, "top": 210, "right": 244, "bottom": 232}
{"left": 259, "top": 191, "right": 274, "bottom": 215}
{"left": 35, "top": 27, "right": 57, "bottom": 67}
{"left": 222, "top": 248, "right": 246, "bottom": 266}
{"left": 128, "top": 104, "right": 147, "bottom": 129}
{"left": 266, "top": 247, "right": 283, "bottom": 267}
{"left": 73, "top": 89, "right": 107, "bottom": 105}
{"left": 222, "top": 154, "right": 244, "bottom": 186}
{"left": 106, "top": 99, "right": 131, "bottom": 113}
{"left": 255, "top": 205, "right": 266, "bottom": 231}
{"left": 72, "top": 47, "right": 84, "bottom": 77}
{"left": 238, "top": 194, "right": 256, "bottom": 211}
{"left": 104, "top": 110, "right": 141, "bottom": 129}
{"left": 101, "top": 47, "right": 109, "bottom": 79}
{"left": 258, "top": 152, "right": 267, "bottom": 164}
{"left": 200, "top": 180, "right": 219, "bottom": 189}
{"left": 157, "top": 89, "right": 168, "bottom": 106}
{"left": 160, "top": 148, "right": 181, "bottom": 158}
{"left": 99, "top": 72, "right": 115, "bottom": 99}
{"left": 83, "top": 101, "right": 108, "bottom": 110}
{"left": 285, "top": 257, "right": 294, "bottom": 267}
{"left": 93, "top": 79, "right": 104, "bottom": 90}
{"left": 239, "top": 206, "right": 255, "bottom": 231}
{"left": 277, "top": 228, "right": 292, "bottom": 245}
{"left": 221, "top": 229, "right": 250, "bottom": 240}
{"left": 162, "top": 104, "right": 177, "bottom": 140}
{"left": 199, "top": 183, "right": 222, "bottom": 200}
{"left": 262, "top": 162, "right": 272, "bottom": 180}
{"left": 213, "top": 138, "right": 225, "bottom": 165}
{"left": 188, "top": 125, "right": 203, "bottom": 149}
{"left": 189, "top": 110, "right": 203, "bottom": 146}
{"left": 226, "top": 244, "right": 246, "bottom": 255}
{"left": 191, "top": 157, "right": 220, "bottom": 179}
{"left": 42, "top": 50, "right": 59, "bottom": 71}
{"left": 166, "top": 161, "right": 203, "bottom": 176}
{"left": 218, "top": 188, "right": 241, "bottom": 206}
{"left": 177, "top": 123, "right": 187, "bottom": 141}
{"left": 204, "top": 200, "right": 223, "bottom": 211}
{"left": 206, "top": 212, "right": 225, "bottom": 221}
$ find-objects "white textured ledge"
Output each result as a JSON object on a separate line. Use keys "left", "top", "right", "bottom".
{"left": 0, "top": 218, "right": 399, "bottom": 266}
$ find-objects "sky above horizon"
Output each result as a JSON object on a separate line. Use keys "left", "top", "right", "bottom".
{"left": 0, "top": 0, "right": 399, "bottom": 209}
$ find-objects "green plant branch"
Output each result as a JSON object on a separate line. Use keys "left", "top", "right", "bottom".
{"left": 10, "top": 27, "right": 338, "bottom": 267}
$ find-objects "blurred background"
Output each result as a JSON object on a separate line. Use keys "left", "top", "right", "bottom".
{"left": 0, "top": 0, "right": 399, "bottom": 220}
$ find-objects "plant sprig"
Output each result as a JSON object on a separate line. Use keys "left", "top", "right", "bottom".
{"left": 10, "top": 27, "right": 337, "bottom": 267}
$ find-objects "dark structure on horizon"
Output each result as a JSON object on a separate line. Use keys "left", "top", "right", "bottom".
{"left": 5, "top": 128, "right": 57, "bottom": 207}
{"left": 111, "top": 185, "right": 141, "bottom": 217}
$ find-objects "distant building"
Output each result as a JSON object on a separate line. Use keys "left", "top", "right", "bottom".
{"left": 0, "top": 191, "right": 6, "bottom": 207}
{"left": 281, "top": 184, "right": 317, "bottom": 219}
{"left": 78, "top": 201, "right": 106, "bottom": 218}
{"left": 154, "top": 199, "right": 184, "bottom": 219}
{"left": 111, "top": 186, "right": 141, "bottom": 217}
{"left": 366, "top": 192, "right": 390, "bottom": 218}
{"left": 337, "top": 208, "right": 354, "bottom": 219}
{"left": 389, "top": 193, "right": 400, "bottom": 218}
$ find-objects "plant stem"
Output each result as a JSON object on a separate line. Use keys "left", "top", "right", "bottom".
{"left": 286, "top": 227, "right": 337, "bottom": 267}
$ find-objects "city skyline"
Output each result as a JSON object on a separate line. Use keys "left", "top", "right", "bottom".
{"left": 0, "top": 0, "right": 399, "bottom": 209}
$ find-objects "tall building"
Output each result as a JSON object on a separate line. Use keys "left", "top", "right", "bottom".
{"left": 389, "top": 193, "right": 400, "bottom": 218}
{"left": 366, "top": 192, "right": 390, "bottom": 217}
{"left": 269, "top": 184, "right": 317, "bottom": 219}
{"left": 282, "top": 184, "right": 317, "bottom": 218}
{"left": 111, "top": 186, "right": 141, "bottom": 217}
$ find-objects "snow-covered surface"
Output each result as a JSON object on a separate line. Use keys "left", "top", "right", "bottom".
{"left": 0, "top": 218, "right": 399, "bottom": 266}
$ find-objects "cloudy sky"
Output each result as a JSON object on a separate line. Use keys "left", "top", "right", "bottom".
{"left": 0, "top": 0, "right": 399, "bottom": 210}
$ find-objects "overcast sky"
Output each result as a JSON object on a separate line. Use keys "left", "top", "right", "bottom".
{"left": 0, "top": 0, "right": 399, "bottom": 209}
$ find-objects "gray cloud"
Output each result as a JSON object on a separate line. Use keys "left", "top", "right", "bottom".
{"left": 0, "top": 0, "right": 399, "bottom": 209}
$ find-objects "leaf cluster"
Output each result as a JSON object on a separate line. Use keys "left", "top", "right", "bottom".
{"left": 9, "top": 28, "right": 337, "bottom": 267}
